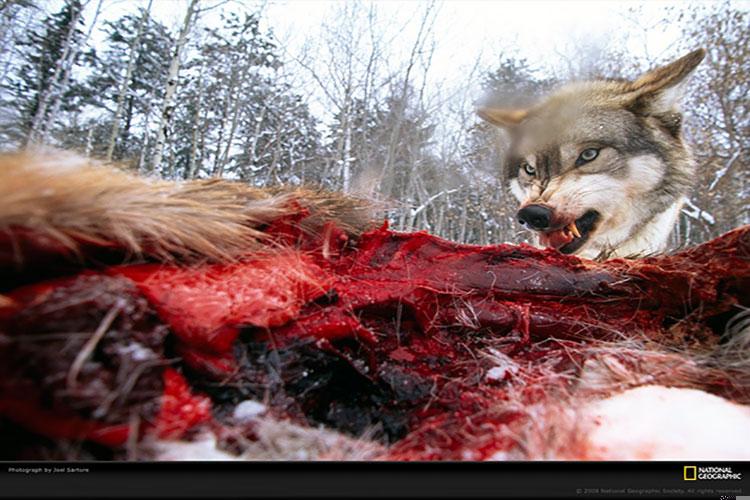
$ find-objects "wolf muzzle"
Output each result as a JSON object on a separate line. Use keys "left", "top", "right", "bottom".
{"left": 517, "top": 204, "right": 552, "bottom": 231}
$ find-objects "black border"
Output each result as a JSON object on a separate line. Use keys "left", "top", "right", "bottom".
{"left": 1, "top": 461, "right": 747, "bottom": 499}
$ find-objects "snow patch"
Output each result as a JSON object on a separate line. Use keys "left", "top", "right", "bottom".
{"left": 233, "top": 400, "right": 267, "bottom": 422}
{"left": 155, "top": 434, "right": 237, "bottom": 461}
{"left": 582, "top": 385, "right": 750, "bottom": 460}
{"left": 117, "top": 342, "right": 156, "bottom": 362}
{"left": 484, "top": 348, "right": 520, "bottom": 382}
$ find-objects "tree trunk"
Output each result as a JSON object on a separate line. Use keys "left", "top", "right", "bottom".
{"left": 248, "top": 105, "right": 267, "bottom": 171}
{"left": 106, "top": 0, "right": 152, "bottom": 161}
{"left": 137, "top": 99, "right": 154, "bottom": 173}
{"left": 211, "top": 78, "right": 233, "bottom": 176}
{"left": 458, "top": 192, "right": 469, "bottom": 243}
{"left": 342, "top": 103, "right": 352, "bottom": 192}
{"left": 84, "top": 125, "right": 93, "bottom": 156}
{"left": 216, "top": 65, "right": 252, "bottom": 178}
{"left": 39, "top": 0, "right": 104, "bottom": 144}
{"left": 186, "top": 58, "right": 206, "bottom": 180}
{"left": 27, "top": 2, "right": 84, "bottom": 144}
{"left": 122, "top": 95, "right": 134, "bottom": 151}
{"left": 149, "top": 0, "right": 200, "bottom": 173}
{"left": 0, "top": 5, "right": 36, "bottom": 88}
{"left": 435, "top": 201, "right": 445, "bottom": 237}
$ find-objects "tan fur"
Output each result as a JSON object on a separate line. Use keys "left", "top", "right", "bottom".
{"left": 626, "top": 48, "right": 707, "bottom": 102}
{"left": 0, "top": 150, "right": 373, "bottom": 263}
{"left": 476, "top": 107, "right": 528, "bottom": 127}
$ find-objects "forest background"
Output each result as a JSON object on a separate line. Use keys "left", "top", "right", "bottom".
{"left": 0, "top": 0, "right": 747, "bottom": 247}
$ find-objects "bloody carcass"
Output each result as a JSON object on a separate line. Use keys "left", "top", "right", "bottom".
{"left": 2, "top": 215, "right": 749, "bottom": 460}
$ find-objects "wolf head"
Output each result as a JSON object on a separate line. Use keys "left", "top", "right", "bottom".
{"left": 478, "top": 49, "right": 705, "bottom": 259}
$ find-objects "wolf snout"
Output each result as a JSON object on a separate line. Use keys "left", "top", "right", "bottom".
{"left": 517, "top": 204, "right": 552, "bottom": 231}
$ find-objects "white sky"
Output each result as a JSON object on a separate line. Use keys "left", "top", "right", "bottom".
{"left": 72, "top": 0, "right": 740, "bottom": 131}
{"left": 263, "top": 0, "right": 680, "bottom": 70}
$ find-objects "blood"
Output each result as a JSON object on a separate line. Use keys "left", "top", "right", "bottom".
{"left": 1, "top": 220, "right": 749, "bottom": 459}
{"left": 155, "top": 368, "right": 212, "bottom": 440}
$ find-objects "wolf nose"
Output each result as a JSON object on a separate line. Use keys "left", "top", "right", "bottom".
{"left": 517, "top": 204, "right": 552, "bottom": 230}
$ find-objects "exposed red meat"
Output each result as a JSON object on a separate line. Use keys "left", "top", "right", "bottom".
{"left": 1, "top": 221, "right": 748, "bottom": 460}
{"left": 155, "top": 368, "right": 213, "bottom": 440}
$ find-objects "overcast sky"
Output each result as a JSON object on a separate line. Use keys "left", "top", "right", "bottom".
{"left": 71, "top": 0, "right": 740, "bottom": 131}
{"left": 263, "top": 0, "right": 683, "bottom": 74}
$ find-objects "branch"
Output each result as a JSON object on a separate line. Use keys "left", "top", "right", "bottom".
{"left": 411, "top": 188, "right": 460, "bottom": 218}
{"left": 708, "top": 150, "right": 741, "bottom": 192}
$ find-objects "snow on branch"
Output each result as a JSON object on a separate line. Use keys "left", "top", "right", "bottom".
{"left": 708, "top": 151, "right": 742, "bottom": 192}
{"left": 682, "top": 198, "right": 715, "bottom": 225}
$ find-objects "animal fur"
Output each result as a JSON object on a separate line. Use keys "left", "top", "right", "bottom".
{"left": 0, "top": 150, "right": 373, "bottom": 265}
{"left": 2, "top": 68, "right": 749, "bottom": 462}
{"left": 1, "top": 148, "right": 750, "bottom": 461}
{"left": 478, "top": 49, "right": 706, "bottom": 259}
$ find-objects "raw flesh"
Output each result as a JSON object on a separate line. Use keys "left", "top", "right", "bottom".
{"left": 1, "top": 221, "right": 748, "bottom": 460}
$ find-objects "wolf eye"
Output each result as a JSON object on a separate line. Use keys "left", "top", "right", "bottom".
{"left": 521, "top": 162, "right": 536, "bottom": 176}
{"left": 576, "top": 148, "right": 599, "bottom": 166}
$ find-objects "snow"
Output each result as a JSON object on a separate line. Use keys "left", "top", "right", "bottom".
{"left": 233, "top": 399, "right": 267, "bottom": 422}
{"left": 117, "top": 341, "right": 156, "bottom": 362}
{"left": 154, "top": 434, "right": 238, "bottom": 461}
{"left": 582, "top": 385, "right": 750, "bottom": 460}
{"left": 484, "top": 348, "right": 520, "bottom": 382}
{"left": 682, "top": 198, "right": 716, "bottom": 225}
{"left": 708, "top": 151, "right": 741, "bottom": 192}
{"left": 486, "top": 366, "right": 513, "bottom": 382}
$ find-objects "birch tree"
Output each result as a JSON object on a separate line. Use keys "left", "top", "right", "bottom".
{"left": 149, "top": 0, "right": 200, "bottom": 173}
{"left": 58, "top": 7, "right": 172, "bottom": 161}
{"left": 105, "top": 0, "right": 152, "bottom": 161}
{"left": 26, "top": 0, "right": 86, "bottom": 144}
{"left": 295, "top": 2, "right": 391, "bottom": 192}
{"left": 39, "top": 0, "right": 104, "bottom": 143}
{"left": 4, "top": 0, "right": 85, "bottom": 145}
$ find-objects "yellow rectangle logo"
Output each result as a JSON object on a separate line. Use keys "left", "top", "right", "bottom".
{"left": 684, "top": 466, "right": 697, "bottom": 481}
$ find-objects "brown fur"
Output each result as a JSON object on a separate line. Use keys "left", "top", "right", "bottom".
{"left": 0, "top": 150, "right": 373, "bottom": 263}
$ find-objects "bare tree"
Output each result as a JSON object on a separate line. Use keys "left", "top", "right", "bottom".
{"left": 149, "top": 0, "right": 200, "bottom": 173}
{"left": 294, "top": 1, "right": 393, "bottom": 192}
{"left": 105, "top": 0, "right": 152, "bottom": 161}
{"left": 26, "top": 0, "right": 85, "bottom": 144}
{"left": 378, "top": 1, "right": 438, "bottom": 201}
{"left": 0, "top": 1, "right": 39, "bottom": 89}
{"left": 677, "top": 2, "right": 749, "bottom": 245}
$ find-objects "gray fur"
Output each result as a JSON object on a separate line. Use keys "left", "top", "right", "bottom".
{"left": 478, "top": 49, "right": 706, "bottom": 259}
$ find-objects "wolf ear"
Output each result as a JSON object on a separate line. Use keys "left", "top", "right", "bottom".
{"left": 624, "top": 48, "right": 706, "bottom": 113}
{"left": 477, "top": 107, "right": 528, "bottom": 128}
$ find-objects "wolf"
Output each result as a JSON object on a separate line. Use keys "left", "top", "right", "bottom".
{"left": 478, "top": 49, "right": 706, "bottom": 260}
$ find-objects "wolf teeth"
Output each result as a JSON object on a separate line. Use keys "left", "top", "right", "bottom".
{"left": 569, "top": 222, "right": 581, "bottom": 238}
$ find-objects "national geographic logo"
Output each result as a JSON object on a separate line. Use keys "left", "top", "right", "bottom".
{"left": 683, "top": 466, "right": 742, "bottom": 481}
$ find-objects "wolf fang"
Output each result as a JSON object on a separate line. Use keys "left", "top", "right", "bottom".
{"left": 479, "top": 49, "right": 705, "bottom": 260}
